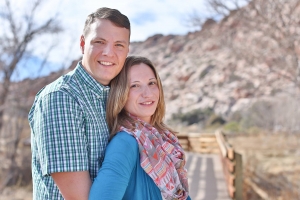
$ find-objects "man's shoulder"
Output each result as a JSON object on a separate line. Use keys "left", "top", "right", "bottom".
{"left": 37, "top": 68, "right": 80, "bottom": 98}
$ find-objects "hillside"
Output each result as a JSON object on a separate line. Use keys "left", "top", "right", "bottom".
{"left": 128, "top": 0, "right": 300, "bottom": 132}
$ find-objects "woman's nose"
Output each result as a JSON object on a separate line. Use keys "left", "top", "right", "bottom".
{"left": 141, "top": 86, "right": 152, "bottom": 97}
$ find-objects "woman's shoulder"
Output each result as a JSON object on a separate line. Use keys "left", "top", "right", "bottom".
{"left": 114, "top": 131, "right": 135, "bottom": 141}
{"left": 109, "top": 131, "right": 138, "bottom": 148}
{"left": 105, "top": 131, "right": 138, "bottom": 163}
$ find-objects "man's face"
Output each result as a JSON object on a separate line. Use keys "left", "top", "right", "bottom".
{"left": 80, "top": 19, "right": 130, "bottom": 85}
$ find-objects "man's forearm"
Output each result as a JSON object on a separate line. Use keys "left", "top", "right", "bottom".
{"left": 52, "top": 171, "right": 91, "bottom": 200}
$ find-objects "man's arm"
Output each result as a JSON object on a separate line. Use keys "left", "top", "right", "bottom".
{"left": 52, "top": 171, "right": 91, "bottom": 200}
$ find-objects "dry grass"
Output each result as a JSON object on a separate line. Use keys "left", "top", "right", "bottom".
{"left": 226, "top": 132, "right": 300, "bottom": 199}
{"left": 0, "top": 185, "right": 32, "bottom": 200}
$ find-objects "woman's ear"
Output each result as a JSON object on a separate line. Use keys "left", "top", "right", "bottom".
{"left": 80, "top": 35, "right": 85, "bottom": 54}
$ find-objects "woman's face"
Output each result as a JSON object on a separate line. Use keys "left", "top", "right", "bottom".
{"left": 124, "top": 63, "right": 160, "bottom": 123}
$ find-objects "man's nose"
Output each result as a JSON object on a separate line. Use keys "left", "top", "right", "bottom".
{"left": 102, "top": 44, "right": 114, "bottom": 56}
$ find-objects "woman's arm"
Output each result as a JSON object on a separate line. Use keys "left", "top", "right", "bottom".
{"left": 89, "top": 132, "right": 137, "bottom": 200}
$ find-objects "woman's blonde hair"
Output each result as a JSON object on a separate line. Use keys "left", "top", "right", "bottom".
{"left": 106, "top": 56, "right": 175, "bottom": 139}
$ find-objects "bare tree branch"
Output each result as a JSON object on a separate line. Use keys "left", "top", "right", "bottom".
{"left": 0, "top": 0, "right": 64, "bottom": 187}
{"left": 199, "top": 0, "right": 300, "bottom": 89}
{"left": 205, "top": 0, "right": 250, "bottom": 17}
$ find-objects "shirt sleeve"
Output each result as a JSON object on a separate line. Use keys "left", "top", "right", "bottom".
{"left": 89, "top": 132, "right": 138, "bottom": 200}
{"left": 32, "top": 91, "right": 88, "bottom": 176}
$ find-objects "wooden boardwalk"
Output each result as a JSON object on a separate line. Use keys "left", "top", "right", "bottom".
{"left": 186, "top": 152, "right": 231, "bottom": 200}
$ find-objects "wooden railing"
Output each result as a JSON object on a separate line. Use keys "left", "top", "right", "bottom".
{"left": 215, "top": 130, "right": 243, "bottom": 200}
{"left": 177, "top": 133, "right": 219, "bottom": 153}
{"left": 177, "top": 131, "right": 243, "bottom": 200}
{"left": 176, "top": 133, "right": 191, "bottom": 151}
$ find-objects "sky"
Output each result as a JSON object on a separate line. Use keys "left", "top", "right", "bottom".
{"left": 3, "top": 0, "right": 210, "bottom": 80}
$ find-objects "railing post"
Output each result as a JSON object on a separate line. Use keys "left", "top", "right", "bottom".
{"left": 234, "top": 152, "right": 243, "bottom": 200}
{"left": 215, "top": 130, "right": 243, "bottom": 200}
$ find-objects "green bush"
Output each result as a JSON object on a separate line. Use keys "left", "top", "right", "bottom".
{"left": 171, "top": 108, "right": 214, "bottom": 125}
{"left": 199, "top": 65, "right": 215, "bottom": 79}
{"left": 223, "top": 121, "right": 240, "bottom": 133}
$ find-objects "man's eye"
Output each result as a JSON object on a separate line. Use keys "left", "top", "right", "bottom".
{"left": 116, "top": 44, "right": 124, "bottom": 47}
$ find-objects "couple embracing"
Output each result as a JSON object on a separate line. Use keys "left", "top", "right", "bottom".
{"left": 29, "top": 7, "right": 190, "bottom": 200}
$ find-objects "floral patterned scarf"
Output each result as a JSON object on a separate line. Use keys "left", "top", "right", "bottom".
{"left": 119, "top": 116, "right": 189, "bottom": 200}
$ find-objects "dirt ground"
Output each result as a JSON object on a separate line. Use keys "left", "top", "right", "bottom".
{"left": 0, "top": 185, "right": 32, "bottom": 200}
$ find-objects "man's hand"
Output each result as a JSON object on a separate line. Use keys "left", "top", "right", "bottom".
{"left": 52, "top": 171, "right": 91, "bottom": 200}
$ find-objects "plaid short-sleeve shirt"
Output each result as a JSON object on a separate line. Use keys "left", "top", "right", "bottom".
{"left": 28, "top": 62, "right": 110, "bottom": 200}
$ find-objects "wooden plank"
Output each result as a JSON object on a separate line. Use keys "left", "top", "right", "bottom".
{"left": 227, "top": 147, "right": 235, "bottom": 160}
{"left": 228, "top": 173, "right": 235, "bottom": 187}
{"left": 199, "top": 143, "right": 219, "bottom": 147}
{"left": 224, "top": 157, "right": 235, "bottom": 173}
{"left": 215, "top": 130, "right": 227, "bottom": 157}
{"left": 223, "top": 166, "right": 236, "bottom": 198}
{"left": 215, "top": 131, "right": 244, "bottom": 200}
{"left": 199, "top": 133, "right": 216, "bottom": 137}
{"left": 176, "top": 134, "right": 190, "bottom": 151}
{"left": 178, "top": 139, "right": 189, "bottom": 144}
{"left": 245, "top": 178, "right": 269, "bottom": 199}
{"left": 197, "top": 149, "right": 219, "bottom": 154}
{"left": 199, "top": 137, "right": 217, "bottom": 142}
{"left": 228, "top": 183, "right": 236, "bottom": 199}
{"left": 234, "top": 152, "right": 243, "bottom": 200}
{"left": 215, "top": 130, "right": 235, "bottom": 159}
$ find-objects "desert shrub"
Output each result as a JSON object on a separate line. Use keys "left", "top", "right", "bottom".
{"left": 271, "top": 95, "right": 300, "bottom": 133}
{"left": 206, "top": 113, "right": 226, "bottom": 126}
{"left": 223, "top": 121, "right": 241, "bottom": 133}
{"left": 227, "top": 96, "right": 300, "bottom": 133}
{"left": 242, "top": 81, "right": 255, "bottom": 90}
{"left": 171, "top": 108, "right": 214, "bottom": 125}
{"left": 199, "top": 65, "right": 215, "bottom": 79}
{"left": 228, "top": 73, "right": 242, "bottom": 82}
{"left": 240, "top": 100, "right": 275, "bottom": 130}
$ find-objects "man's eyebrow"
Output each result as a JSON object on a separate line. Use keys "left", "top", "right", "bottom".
{"left": 92, "top": 37, "right": 105, "bottom": 41}
{"left": 116, "top": 40, "right": 129, "bottom": 45}
{"left": 92, "top": 38, "right": 129, "bottom": 45}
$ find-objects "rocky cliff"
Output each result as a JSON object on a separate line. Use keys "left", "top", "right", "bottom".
{"left": 129, "top": 0, "right": 300, "bottom": 132}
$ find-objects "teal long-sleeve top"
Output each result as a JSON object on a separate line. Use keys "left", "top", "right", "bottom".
{"left": 89, "top": 131, "right": 191, "bottom": 200}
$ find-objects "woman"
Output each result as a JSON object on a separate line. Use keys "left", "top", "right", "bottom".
{"left": 89, "top": 56, "right": 191, "bottom": 200}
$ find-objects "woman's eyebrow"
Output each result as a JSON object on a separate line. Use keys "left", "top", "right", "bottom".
{"left": 130, "top": 80, "right": 140, "bottom": 83}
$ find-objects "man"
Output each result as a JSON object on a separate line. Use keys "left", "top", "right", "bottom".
{"left": 28, "top": 7, "right": 130, "bottom": 200}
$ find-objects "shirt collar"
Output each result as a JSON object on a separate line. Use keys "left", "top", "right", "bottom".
{"left": 75, "top": 61, "right": 110, "bottom": 98}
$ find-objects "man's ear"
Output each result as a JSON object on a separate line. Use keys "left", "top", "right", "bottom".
{"left": 80, "top": 35, "right": 85, "bottom": 54}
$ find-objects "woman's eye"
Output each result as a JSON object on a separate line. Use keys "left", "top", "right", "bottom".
{"left": 149, "top": 81, "right": 157, "bottom": 85}
{"left": 130, "top": 84, "right": 138, "bottom": 88}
